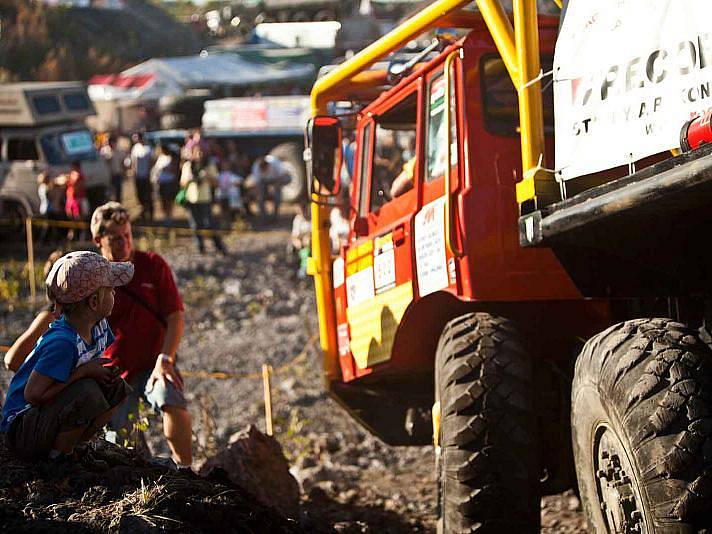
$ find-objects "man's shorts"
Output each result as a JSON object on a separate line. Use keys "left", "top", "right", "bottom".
{"left": 109, "top": 368, "right": 187, "bottom": 435}
{"left": 5, "top": 378, "right": 130, "bottom": 459}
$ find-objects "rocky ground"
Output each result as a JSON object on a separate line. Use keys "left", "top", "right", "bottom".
{"left": 0, "top": 215, "right": 588, "bottom": 532}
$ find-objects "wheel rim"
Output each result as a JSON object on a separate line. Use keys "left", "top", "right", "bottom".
{"left": 280, "top": 160, "right": 302, "bottom": 201}
{"left": 593, "top": 424, "right": 649, "bottom": 534}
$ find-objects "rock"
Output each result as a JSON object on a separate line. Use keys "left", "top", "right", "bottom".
{"left": 565, "top": 490, "right": 581, "bottom": 511}
{"left": 199, "top": 425, "right": 300, "bottom": 518}
{"left": 224, "top": 280, "right": 242, "bottom": 296}
{"left": 298, "top": 455, "right": 317, "bottom": 469}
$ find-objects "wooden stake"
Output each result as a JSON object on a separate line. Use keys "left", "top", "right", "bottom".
{"left": 262, "top": 364, "right": 273, "bottom": 436}
{"left": 25, "top": 217, "right": 36, "bottom": 303}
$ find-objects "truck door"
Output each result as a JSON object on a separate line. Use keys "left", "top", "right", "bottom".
{"left": 416, "top": 52, "right": 464, "bottom": 298}
{"left": 2, "top": 135, "right": 42, "bottom": 213}
{"left": 338, "top": 83, "right": 422, "bottom": 377}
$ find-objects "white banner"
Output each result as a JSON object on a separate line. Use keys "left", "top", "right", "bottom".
{"left": 554, "top": 0, "right": 712, "bottom": 180}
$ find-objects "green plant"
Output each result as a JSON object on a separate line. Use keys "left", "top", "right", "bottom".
{"left": 277, "top": 407, "right": 311, "bottom": 464}
{"left": 0, "top": 260, "right": 25, "bottom": 303}
{"left": 118, "top": 398, "right": 152, "bottom": 450}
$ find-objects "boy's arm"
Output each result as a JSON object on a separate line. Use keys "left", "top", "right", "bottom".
{"left": 25, "top": 358, "right": 115, "bottom": 405}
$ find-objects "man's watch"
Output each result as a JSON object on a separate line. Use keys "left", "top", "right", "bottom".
{"left": 159, "top": 353, "right": 175, "bottom": 365}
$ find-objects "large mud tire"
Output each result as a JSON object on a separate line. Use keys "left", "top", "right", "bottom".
{"left": 269, "top": 142, "right": 306, "bottom": 204}
{"left": 436, "top": 313, "right": 540, "bottom": 533}
{"left": 572, "top": 318, "right": 712, "bottom": 533}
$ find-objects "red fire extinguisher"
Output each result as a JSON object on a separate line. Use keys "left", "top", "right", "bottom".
{"left": 680, "top": 109, "right": 712, "bottom": 152}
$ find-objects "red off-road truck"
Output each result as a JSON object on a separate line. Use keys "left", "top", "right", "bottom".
{"left": 305, "top": 0, "right": 712, "bottom": 532}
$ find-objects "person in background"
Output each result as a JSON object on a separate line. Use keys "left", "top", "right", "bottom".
{"left": 152, "top": 144, "right": 179, "bottom": 220}
{"left": 206, "top": 138, "right": 223, "bottom": 168}
{"left": 389, "top": 156, "right": 416, "bottom": 198}
{"left": 4, "top": 250, "right": 65, "bottom": 373}
{"left": 42, "top": 172, "right": 67, "bottom": 242}
{"left": 251, "top": 155, "right": 291, "bottom": 220}
{"left": 37, "top": 172, "right": 53, "bottom": 242}
{"left": 181, "top": 129, "right": 207, "bottom": 162}
{"left": 101, "top": 135, "right": 127, "bottom": 203}
{"left": 180, "top": 148, "right": 227, "bottom": 254}
{"left": 38, "top": 172, "right": 50, "bottom": 218}
{"left": 90, "top": 202, "right": 193, "bottom": 470}
{"left": 65, "top": 162, "right": 87, "bottom": 241}
{"left": 131, "top": 133, "right": 154, "bottom": 221}
{"left": 342, "top": 130, "right": 356, "bottom": 181}
{"left": 0, "top": 251, "right": 133, "bottom": 463}
{"left": 224, "top": 141, "right": 248, "bottom": 176}
{"left": 329, "top": 193, "right": 350, "bottom": 254}
{"left": 216, "top": 159, "right": 244, "bottom": 223}
{"left": 290, "top": 201, "right": 311, "bottom": 279}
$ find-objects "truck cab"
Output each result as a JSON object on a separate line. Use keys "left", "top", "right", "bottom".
{"left": 0, "top": 83, "right": 109, "bottom": 220}
{"left": 313, "top": 13, "right": 607, "bottom": 442}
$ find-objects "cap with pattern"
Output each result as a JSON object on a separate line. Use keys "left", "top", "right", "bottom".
{"left": 46, "top": 251, "right": 134, "bottom": 304}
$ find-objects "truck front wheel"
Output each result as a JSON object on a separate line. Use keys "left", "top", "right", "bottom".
{"left": 435, "top": 313, "right": 540, "bottom": 533}
{"left": 572, "top": 318, "right": 712, "bottom": 533}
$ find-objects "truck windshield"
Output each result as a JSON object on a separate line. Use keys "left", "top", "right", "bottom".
{"left": 40, "top": 130, "right": 98, "bottom": 164}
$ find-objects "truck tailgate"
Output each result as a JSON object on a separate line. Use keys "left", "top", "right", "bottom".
{"left": 519, "top": 144, "right": 712, "bottom": 298}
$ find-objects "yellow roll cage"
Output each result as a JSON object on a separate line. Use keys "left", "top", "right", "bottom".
{"left": 309, "top": 0, "right": 559, "bottom": 378}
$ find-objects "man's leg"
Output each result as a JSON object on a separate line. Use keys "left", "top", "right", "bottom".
{"left": 162, "top": 405, "right": 192, "bottom": 466}
{"left": 145, "top": 371, "right": 192, "bottom": 467}
{"left": 187, "top": 203, "right": 205, "bottom": 252}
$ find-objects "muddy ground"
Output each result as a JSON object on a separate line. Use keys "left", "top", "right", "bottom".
{"left": 0, "top": 214, "right": 587, "bottom": 532}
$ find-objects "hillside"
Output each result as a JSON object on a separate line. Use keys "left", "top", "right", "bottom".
{"left": 0, "top": 0, "right": 203, "bottom": 82}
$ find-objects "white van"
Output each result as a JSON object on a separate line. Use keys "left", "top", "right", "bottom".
{"left": 0, "top": 82, "right": 110, "bottom": 220}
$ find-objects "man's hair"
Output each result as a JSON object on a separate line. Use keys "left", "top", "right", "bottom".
{"left": 91, "top": 202, "right": 130, "bottom": 238}
{"left": 43, "top": 249, "right": 64, "bottom": 279}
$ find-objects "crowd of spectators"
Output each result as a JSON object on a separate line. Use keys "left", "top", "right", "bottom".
{"left": 35, "top": 128, "right": 297, "bottom": 255}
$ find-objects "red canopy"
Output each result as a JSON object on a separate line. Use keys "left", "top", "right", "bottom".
{"left": 88, "top": 74, "right": 155, "bottom": 89}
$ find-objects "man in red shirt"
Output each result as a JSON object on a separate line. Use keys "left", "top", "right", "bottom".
{"left": 90, "top": 202, "right": 192, "bottom": 468}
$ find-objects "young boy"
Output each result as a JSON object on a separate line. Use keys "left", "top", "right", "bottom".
{"left": 1, "top": 251, "right": 134, "bottom": 462}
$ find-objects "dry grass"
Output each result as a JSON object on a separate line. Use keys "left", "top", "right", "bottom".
{"left": 55, "top": 476, "right": 183, "bottom": 530}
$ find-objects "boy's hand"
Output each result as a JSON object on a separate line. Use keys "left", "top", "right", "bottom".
{"left": 78, "top": 358, "right": 118, "bottom": 385}
{"left": 150, "top": 354, "right": 184, "bottom": 391}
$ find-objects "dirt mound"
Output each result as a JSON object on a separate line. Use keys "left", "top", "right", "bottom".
{"left": 0, "top": 439, "right": 305, "bottom": 533}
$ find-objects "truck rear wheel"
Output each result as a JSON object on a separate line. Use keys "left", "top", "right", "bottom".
{"left": 269, "top": 142, "right": 306, "bottom": 204}
{"left": 435, "top": 313, "right": 540, "bottom": 533}
{"left": 572, "top": 318, "right": 712, "bottom": 533}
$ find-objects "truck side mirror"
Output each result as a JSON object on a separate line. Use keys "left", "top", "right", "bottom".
{"left": 306, "top": 116, "right": 342, "bottom": 196}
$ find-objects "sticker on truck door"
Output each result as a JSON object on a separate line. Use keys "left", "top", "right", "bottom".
{"left": 415, "top": 197, "right": 448, "bottom": 296}
{"left": 373, "top": 233, "right": 396, "bottom": 294}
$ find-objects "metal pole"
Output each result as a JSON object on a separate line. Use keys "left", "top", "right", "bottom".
{"left": 25, "top": 217, "right": 36, "bottom": 303}
{"left": 262, "top": 364, "right": 273, "bottom": 436}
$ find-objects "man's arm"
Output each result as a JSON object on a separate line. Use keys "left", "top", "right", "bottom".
{"left": 150, "top": 310, "right": 185, "bottom": 390}
{"left": 4, "top": 311, "right": 54, "bottom": 372}
{"left": 161, "top": 310, "right": 184, "bottom": 360}
{"left": 24, "top": 358, "right": 115, "bottom": 405}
